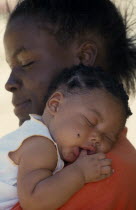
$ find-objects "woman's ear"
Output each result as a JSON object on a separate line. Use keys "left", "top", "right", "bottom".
{"left": 77, "top": 42, "right": 97, "bottom": 66}
{"left": 46, "top": 92, "right": 64, "bottom": 116}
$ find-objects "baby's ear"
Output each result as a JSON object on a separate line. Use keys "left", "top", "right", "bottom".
{"left": 46, "top": 92, "right": 64, "bottom": 115}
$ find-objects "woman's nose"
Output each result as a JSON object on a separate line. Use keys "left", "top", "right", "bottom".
{"left": 5, "top": 72, "right": 21, "bottom": 92}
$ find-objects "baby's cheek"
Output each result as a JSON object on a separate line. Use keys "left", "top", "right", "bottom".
{"left": 74, "top": 125, "right": 90, "bottom": 142}
{"left": 77, "top": 133, "right": 80, "bottom": 138}
{"left": 75, "top": 131, "right": 88, "bottom": 142}
{"left": 104, "top": 142, "right": 113, "bottom": 153}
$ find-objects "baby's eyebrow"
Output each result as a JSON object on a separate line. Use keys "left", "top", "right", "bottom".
{"left": 88, "top": 108, "right": 102, "bottom": 120}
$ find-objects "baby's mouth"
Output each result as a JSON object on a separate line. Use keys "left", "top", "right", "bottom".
{"left": 87, "top": 149, "right": 96, "bottom": 155}
{"left": 82, "top": 145, "right": 96, "bottom": 155}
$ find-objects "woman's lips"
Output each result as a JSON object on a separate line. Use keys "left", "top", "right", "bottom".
{"left": 13, "top": 100, "right": 31, "bottom": 116}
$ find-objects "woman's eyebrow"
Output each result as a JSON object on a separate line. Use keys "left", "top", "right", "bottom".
{"left": 13, "top": 46, "right": 27, "bottom": 58}
{"left": 6, "top": 47, "right": 29, "bottom": 64}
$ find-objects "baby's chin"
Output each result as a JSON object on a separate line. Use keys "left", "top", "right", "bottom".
{"left": 64, "top": 155, "right": 78, "bottom": 164}
{"left": 65, "top": 148, "right": 80, "bottom": 162}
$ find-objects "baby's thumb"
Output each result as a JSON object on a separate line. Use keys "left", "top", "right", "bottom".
{"left": 79, "top": 149, "right": 87, "bottom": 157}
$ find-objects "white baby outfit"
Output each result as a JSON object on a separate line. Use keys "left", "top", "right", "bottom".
{"left": 0, "top": 115, "right": 64, "bottom": 210}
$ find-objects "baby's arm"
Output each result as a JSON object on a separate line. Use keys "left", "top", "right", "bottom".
{"left": 16, "top": 136, "right": 112, "bottom": 210}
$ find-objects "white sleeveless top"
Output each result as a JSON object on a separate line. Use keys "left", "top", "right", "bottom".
{"left": 0, "top": 114, "right": 64, "bottom": 210}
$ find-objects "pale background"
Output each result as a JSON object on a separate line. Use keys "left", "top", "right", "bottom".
{"left": 0, "top": 0, "right": 136, "bottom": 147}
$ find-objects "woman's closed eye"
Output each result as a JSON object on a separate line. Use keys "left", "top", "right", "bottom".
{"left": 22, "top": 61, "right": 35, "bottom": 68}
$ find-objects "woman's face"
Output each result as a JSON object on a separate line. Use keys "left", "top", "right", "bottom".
{"left": 4, "top": 17, "right": 79, "bottom": 125}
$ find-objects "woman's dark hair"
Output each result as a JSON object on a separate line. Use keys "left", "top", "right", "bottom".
{"left": 45, "top": 65, "right": 132, "bottom": 119}
{"left": 7, "top": 0, "right": 136, "bottom": 94}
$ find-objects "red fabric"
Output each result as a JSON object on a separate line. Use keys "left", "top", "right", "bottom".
{"left": 12, "top": 203, "right": 22, "bottom": 210}
{"left": 12, "top": 134, "right": 136, "bottom": 210}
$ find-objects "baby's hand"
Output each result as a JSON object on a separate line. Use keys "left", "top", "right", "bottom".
{"left": 73, "top": 150, "right": 113, "bottom": 183}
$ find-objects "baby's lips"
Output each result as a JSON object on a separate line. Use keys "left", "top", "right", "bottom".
{"left": 87, "top": 150, "right": 96, "bottom": 155}
{"left": 87, "top": 145, "right": 96, "bottom": 155}
{"left": 73, "top": 147, "right": 80, "bottom": 158}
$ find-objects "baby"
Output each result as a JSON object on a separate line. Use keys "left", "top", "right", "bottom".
{"left": 0, "top": 65, "right": 131, "bottom": 210}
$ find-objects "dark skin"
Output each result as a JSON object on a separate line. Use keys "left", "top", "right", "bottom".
{"left": 4, "top": 18, "right": 98, "bottom": 125}
{"left": 4, "top": 16, "right": 136, "bottom": 210}
{"left": 4, "top": 18, "right": 113, "bottom": 210}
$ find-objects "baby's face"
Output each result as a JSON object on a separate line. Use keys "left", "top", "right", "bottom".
{"left": 48, "top": 89, "right": 126, "bottom": 163}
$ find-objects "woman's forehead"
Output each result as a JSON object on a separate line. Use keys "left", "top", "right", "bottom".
{"left": 5, "top": 18, "right": 40, "bottom": 41}
{"left": 4, "top": 19, "right": 61, "bottom": 59}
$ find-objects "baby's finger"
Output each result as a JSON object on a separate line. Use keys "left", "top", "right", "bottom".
{"left": 100, "top": 158, "right": 112, "bottom": 166}
{"left": 96, "top": 173, "right": 112, "bottom": 181}
{"left": 101, "top": 165, "right": 112, "bottom": 175}
{"left": 96, "top": 153, "right": 106, "bottom": 160}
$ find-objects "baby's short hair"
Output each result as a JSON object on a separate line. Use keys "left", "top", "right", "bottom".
{"left": 45, "top": 65, "right": 132, "bottom": 119}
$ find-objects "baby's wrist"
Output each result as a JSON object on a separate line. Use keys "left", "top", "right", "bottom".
{"left": 70, "top": 162, "right": 86, "bottom": 185}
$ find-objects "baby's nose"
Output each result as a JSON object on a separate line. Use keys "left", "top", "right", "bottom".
{"left": 89, "top": 132, "right": 102, "bottom": 145}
